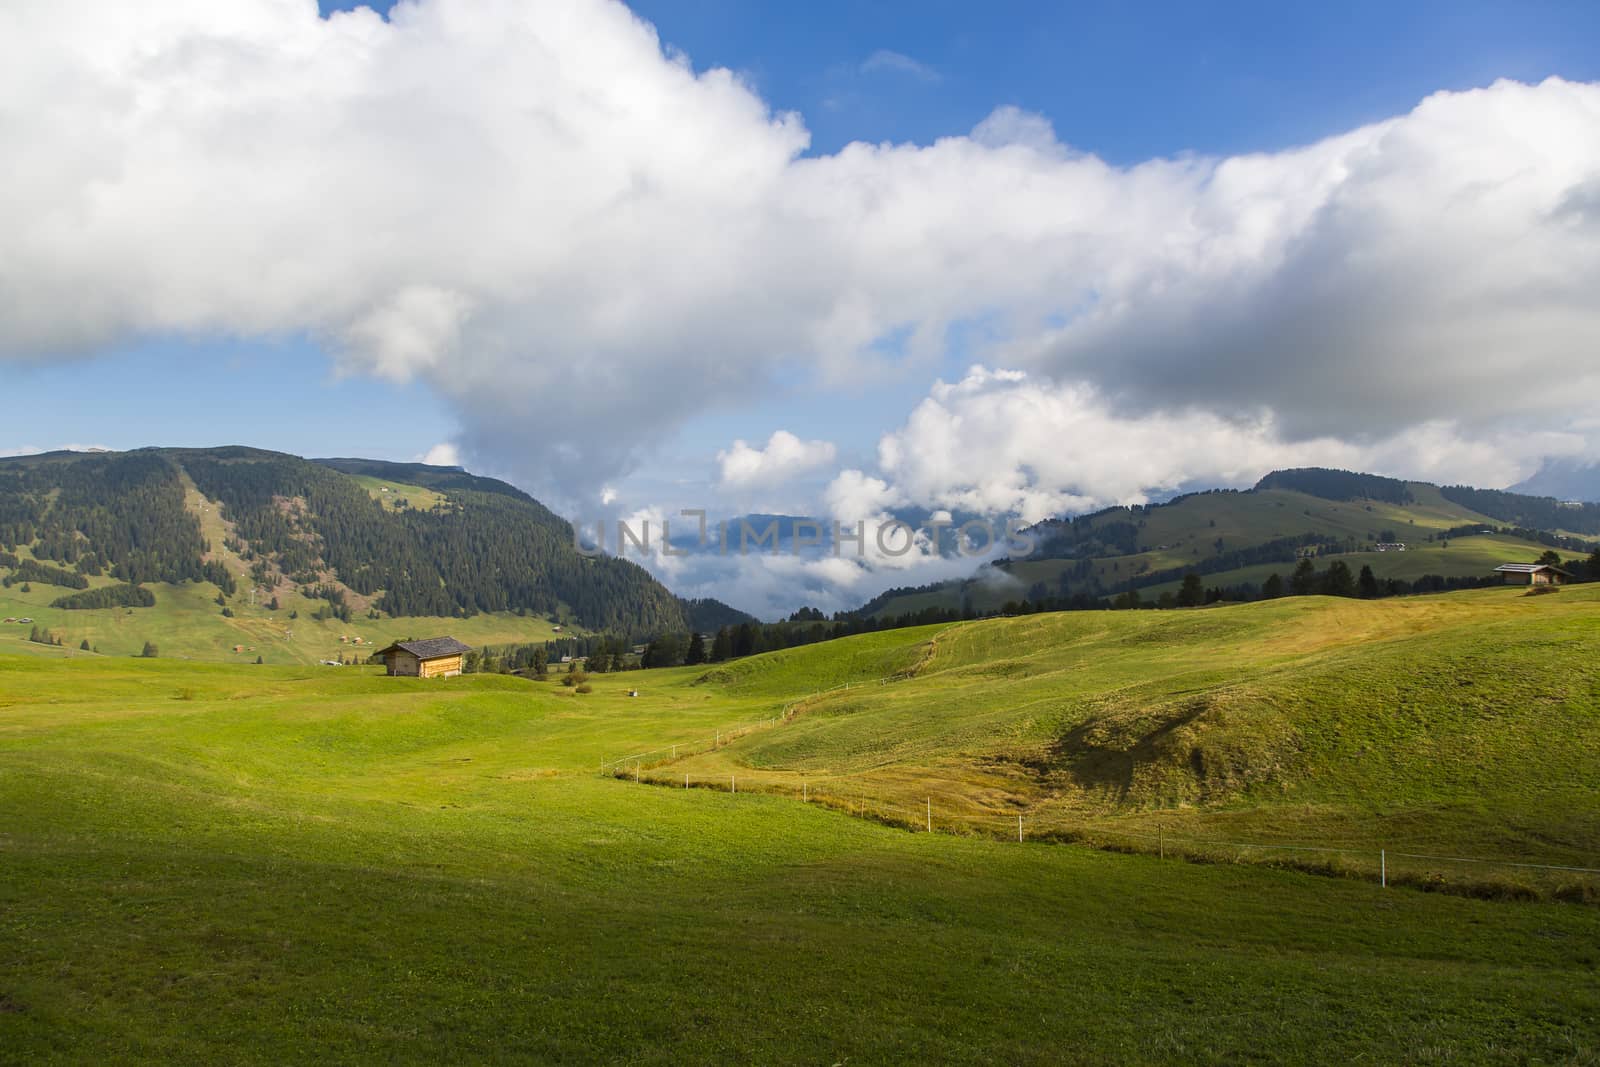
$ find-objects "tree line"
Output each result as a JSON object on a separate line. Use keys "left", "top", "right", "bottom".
{"left": 51, "top": 584, "right": 155, "bottom": 610}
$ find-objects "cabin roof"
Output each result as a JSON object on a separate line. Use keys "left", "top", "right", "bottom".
{"left": 375, "top": 636, "right": 473, "bottom": 660}
{"left": 1494, "top": 563, "right": 1571, "bottom": 575}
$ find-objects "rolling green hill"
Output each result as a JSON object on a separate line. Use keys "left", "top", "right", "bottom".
{"left": 0, "top": 447, "right": 747, "bottom": 661}
{"left": 658, "top": 584, "right": 1600, "bottom": 878}
{"left": 857, "top": 469, "right": 1598, "bottom": 618}
{"left": 3, "top": 585, "right": 1599, "bottom": 1061}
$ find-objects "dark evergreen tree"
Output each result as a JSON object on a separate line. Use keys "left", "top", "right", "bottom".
{"left": 1262, "top": 573, "right": 1285, "bottom": 599}
{"left": 1322, "top": 560, "right": 1357, "bottom": 597}
{"left": 1177, "top": 572, "right": 1204, "bottom": 608}
{"left": 1357, "top": 565, "right": 1380, "bottom": 599}
{"left": 1290, "top": 558, "right": 1318, "bottom": 596}
{"left": 684, "top": 631, "right": 707, "bottom": 665}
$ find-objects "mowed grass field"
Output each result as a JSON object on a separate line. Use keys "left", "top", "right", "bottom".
{"left": 4, "top": 591, "right": 1600, "bottom": 1062}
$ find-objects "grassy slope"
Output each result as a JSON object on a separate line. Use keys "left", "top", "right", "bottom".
{"left": 1134, "top": 531, "right": 1572, "bottom": 598}
{"left": 3, "top": 649, "right": 1599, "bottom": 1062}
{"left": 672, "top": 585, "right": 1600, "bottom": 870}
{"left": 346, "top": 473, "right": 450, "bottom": 512}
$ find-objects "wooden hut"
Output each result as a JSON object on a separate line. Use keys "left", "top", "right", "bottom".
{"left": 1493, "top": 563, "right": 1570, "bottom": 587}
{"left": 375, "top": 637, "right": 473, "bottom": 678}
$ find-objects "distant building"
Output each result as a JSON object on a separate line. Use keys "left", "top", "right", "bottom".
{"left": 1494, "top": 563, "right": 1570, "bottom": 587}
{"left": 375, "top": 636, "right": 473, "bottom": 678}
{"left": 1374, "top": 543, "right": 1407, "bottom": 552}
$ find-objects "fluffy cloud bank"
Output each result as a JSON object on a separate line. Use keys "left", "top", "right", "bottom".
{"left": 3, "top": 0, "right": 1600, "bottom": 502}
{"left": 847, "top": 366, "right": 1590, "bottom": 524}
{"left": 717, "top": 430, "right": 837, "bottom": 490}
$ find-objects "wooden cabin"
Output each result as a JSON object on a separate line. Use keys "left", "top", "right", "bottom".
{"left": 375, "top": 636, "right": 473, "bottom": 678}
{"left": 1493, "top": 563, "right": 1570, "bottom": 587}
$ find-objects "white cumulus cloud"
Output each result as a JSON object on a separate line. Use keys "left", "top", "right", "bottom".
{"left": 716, "top": 430, "right": 837, "bottom": 490}
{"left": 856, "top": 366, "right": 1587, "bottom": 523}
{"left": 418, "top": 442, "right": 462, "bottom": 467}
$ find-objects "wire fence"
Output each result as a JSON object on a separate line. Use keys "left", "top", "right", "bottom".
{"left": 595, "top": 674, "right": 1600, "bottom": 903}
{"left": 596, "top": 681, "right": 869, "bottom": 776}
{"left": 605, "top": 765, "right": 1600, "bottom": 903}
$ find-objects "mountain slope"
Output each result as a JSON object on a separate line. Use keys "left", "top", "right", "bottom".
{"left": 1511, "top": 457, "right": 1600, "bottom": 503}
{"left": 855, "top": 468, "right": 1597, "bottom": 618}
{"left": 0, "top": 446, "right": 691, "bottom": 648}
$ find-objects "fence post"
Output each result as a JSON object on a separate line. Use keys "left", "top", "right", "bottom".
{"left": 634, "top": 763, "right": 639, "bottom": 783}
{"left": 731, "top": 775, "right": 736, "bottom": 794}
{"left": 1158, "top": 823, "right": 1164, "bottom": 860}
{"left": 1018, "top": 814, "right": 1023, "bottom": 843}
{"left": 684, "top": 772, "right": 688, "bottom": 789}
{"left": 926, "top": 798, "right": 932, "bottom": 833}
{"left": 803, "top": 781, "right": 808, "bottom": 802}
{"left": 671, "top": 744, "right": 677, "bottom": 759}
{"left": 1381, "top": 849, "right": 1387, "bottom": 888}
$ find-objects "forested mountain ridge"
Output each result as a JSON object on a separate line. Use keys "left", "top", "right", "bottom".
{"left": 0, "top": 447, "right": 693, "bottom": 634}
{"left": 850, "top": 467, "right": 1600, "bottom": 619}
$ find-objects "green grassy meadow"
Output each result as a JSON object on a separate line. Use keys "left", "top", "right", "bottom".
{"left": 4, "top": 589, "right": 1600, "bottom": 1062}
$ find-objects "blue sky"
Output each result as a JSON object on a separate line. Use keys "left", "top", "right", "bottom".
{"left": 10, "top": 1, "right": 1600, "bottom": 613}
{"left": 316, "top": 0, "right": 1600, "bottom": 161}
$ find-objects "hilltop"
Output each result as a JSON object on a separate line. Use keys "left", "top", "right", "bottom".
{"left": 0, "top": 446, "right": 746, "bottom": 663}
{"left": 855, "top": 466, "right": 1600, "bottom": 618}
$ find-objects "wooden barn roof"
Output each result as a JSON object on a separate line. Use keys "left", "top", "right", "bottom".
{"left": 376, "top": 636, "right": 473, "bottom": 660}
